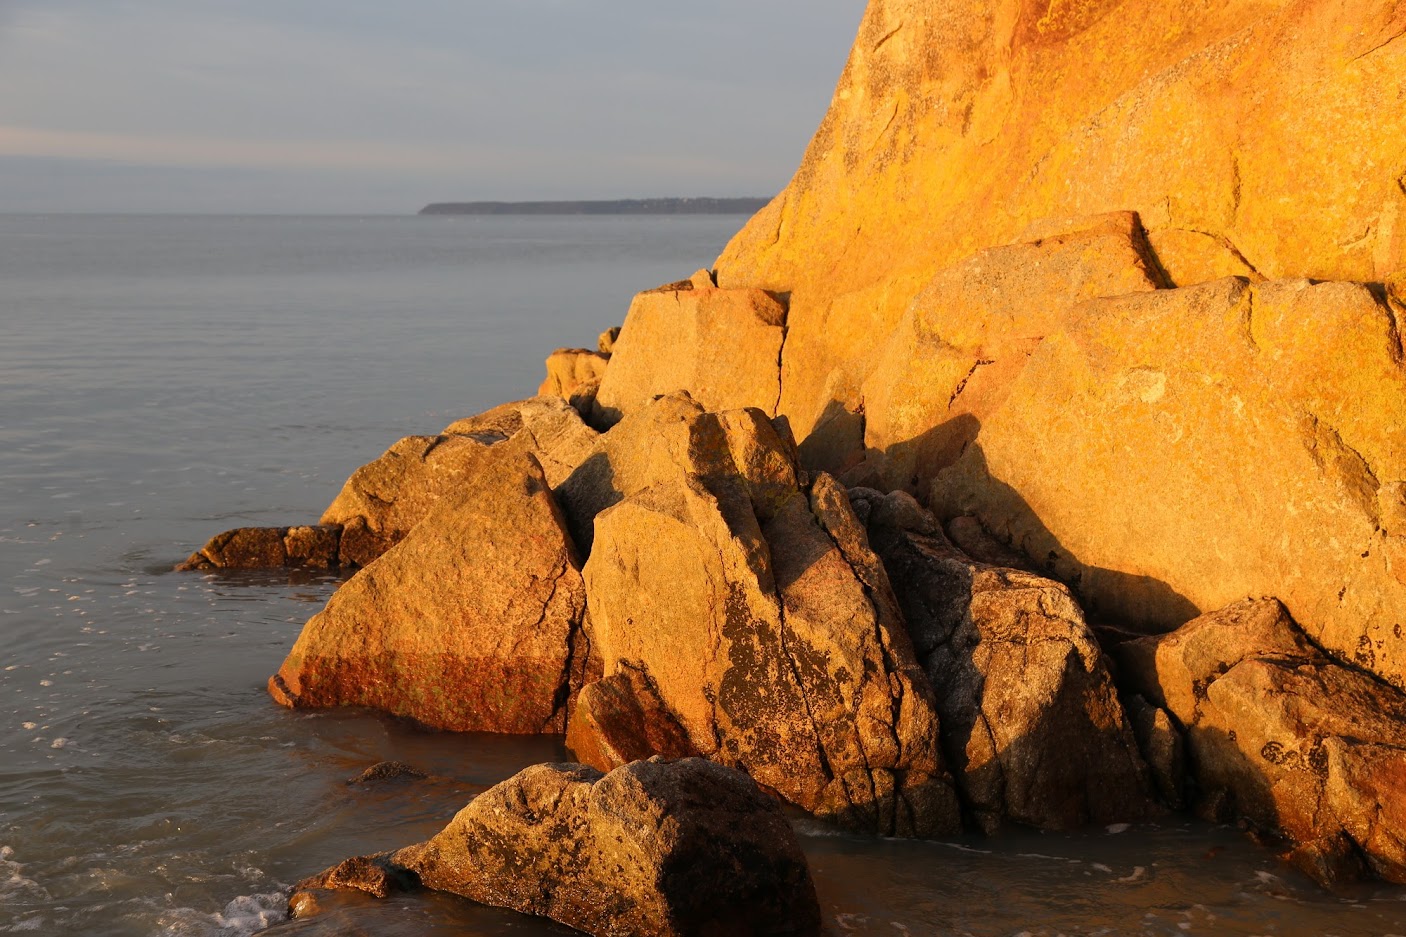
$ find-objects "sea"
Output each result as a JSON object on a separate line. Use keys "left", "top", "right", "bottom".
{"left": 2, "top": 212, "right": 1405, "bottom": 937}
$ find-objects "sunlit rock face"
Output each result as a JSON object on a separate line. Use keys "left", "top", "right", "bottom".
{"left": 687, "top": 0, "right": 1406, "bottom": 689}
{"left": 718, "top": 0, "right": 1406, "bottom": 447}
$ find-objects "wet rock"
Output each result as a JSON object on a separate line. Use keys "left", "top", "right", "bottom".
{"left": 566, "top": 667, "right": 698, "bottom": 772}
{"left": 1117, "top": 598, "right": 1406, "bottom": 886}
{"left": 295, "top": 759, "right": 821, "bottom": 937}
{"left": 538, "top": 347, "right": 609, "bottom": 398}
{"left": 346, "top": 761, "right": 429, "bottom": 785}
{"left": 581, "top": 421, "right": 958, "bottom": 835}
{"left": 854, "top": 488, "right": 1156, "bottom": 833}
{"left": 592, "top": 277, "right": 786, "bottom": 426}
{"left": 268, "top": 444, "right": 589, "bottom": 733}
{"left": 177, "top": 525, "right": 341, "bottom": 571}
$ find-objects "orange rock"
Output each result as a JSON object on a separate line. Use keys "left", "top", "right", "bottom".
{"left": 931, "top": 276, "right": 1406, "bottom": 688}
{"left": 581, "top": 422, "right": 958, "bottom": 835}
{"left": 538, "top": 347, "right": 609, "bottom": 398}
{"left": 717, "top": 0, "right": 1406, "bottom": 447}
{"left": 320, "top": 396, "right": 597, "bottom": 564}
{"left": 1117, "top": 598, "right": 1406, "bottom": 886}
{"left": 854, "top": 489, "right": 1156, "bottom": 832}
{"left": 566, "top": 667, "right": 698, "bottom": 772}
{"left": 268, "top": 445, "right": 588, "bottom": 733}
{"left": 592, "top": 277, "right": 786, "bottom": 426}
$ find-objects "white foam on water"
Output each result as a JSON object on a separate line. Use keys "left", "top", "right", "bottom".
{"left": 1105, "top": 823, "right": 1131, "bottom": 834}
{"left": 211, "top": 890, "right": 289, "bottom": 936}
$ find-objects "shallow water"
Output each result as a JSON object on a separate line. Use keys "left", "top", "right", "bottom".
{"left": 2, "top": 213, "right": 1405, "bottom": 936}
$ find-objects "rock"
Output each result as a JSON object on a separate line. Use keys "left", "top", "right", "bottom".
{"left": 582, "top": 424, "right": 959, "bottom": 835}
{"left": 321, "top": 397, "right": 598, "bottom": 567}
{"left": 554, "top": 392, "right": 798, "bottom": 555}
{"left": 1117, "top": 598, "right": 1406, "bottom": 886}
{"left": 177, "top": 525, "right": 341, "bottom": 571}
{"left": 860, "top": 214, "right": 1163, "bottom": 487}
{"left": 1123, "top": 695, "right": 1187, "bottom": 810}
{"left": 592, "top": 278, "right": 787, "bottom": 426}
{"left": 854, "top": 488, "right": 1155, "bottom": 833}
{"left": 597, "top": 326, "right": 621, "bottom": 354}
{"left": 268, "top": 444, "right": 590, "bottom": 733}
{"left": 292, "top": 854, "right": 414, "bottom": 904}
{"left": 716, "top": 0, "right": 1406, "bottom": 447}
{"left": 931, "top": 276, "right": 1406, "bottom": 689}
{"left": 297, "top": 759, "right": 823, "bottom": 937}
{"left": 566, "top": 667, "right": 698, "bottom": 772}
{"left": 346, "top": 761, "right": 428, "bottom": 785}
{"left": 538, "top": 347, "right": 609, "bottom": 398}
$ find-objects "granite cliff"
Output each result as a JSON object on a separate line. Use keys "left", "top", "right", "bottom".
{"left": 181, "top": 0, "right": 1406, "bottom": 930}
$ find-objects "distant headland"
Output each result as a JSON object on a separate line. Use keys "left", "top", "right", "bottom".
{"left": 418, "top": 197, "right": 770, "bottom": 216}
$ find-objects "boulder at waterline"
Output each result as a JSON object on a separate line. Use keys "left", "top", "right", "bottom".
{"left": 592, "top": 273, "right": 787, "bottom": 426}
{"left": 581, "top": 417, "right": 959, "bottom": 835}
{"left": 853, "top": 488, "right": 1157, "bottom": 832}
{"left": 566, "top": 667, "right": 698, "bottom": 772}
{"left": 1117, "top": 597, "right": 1406, "bottom": 886}
{"left": 290, "top": 758, "right": 823, "bottom": 937}
{"left": 180, "top": 396, "right": 598, "bottom": 571}
{"left": 268, "top": 443, "right": 589, "bottom": 733}
{"left": 176, "top": 524, "right": 340, "bottom": 571}
{"left": 322, "top": 395, "right": 598, "bottom": 557}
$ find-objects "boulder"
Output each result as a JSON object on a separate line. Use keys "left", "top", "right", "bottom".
{"left": 566, "top": 667, "right": 698, "bottom": 772}
{"left": 554, "top": 392, "right": 798, "bottom": 555}
{"left": 1117, "top": 598, "right": 1406, "bottom": 886}
{"left": 538, "top": 347, "right": 609, "bottom": 398}
{"left": 853, "top": 488, "right": 1156, "bottom": 832}
{"left": 931, "top": 277, "right": 1406, "bottom": 689}
{"left": 582, "top": 424, "right": 959, "bottom": 835}
{"left": 268, "top": 444, "right": 589, "bottom": 733}
{"left": 176, "top": 524, "right": 340, "bottom": 571}
{"left": 597, "top": 326, "right": 621, "bottom": 354}
{"left": 716, "top": 0, "right": 1406, "bottom": 446}
{"left": 592, "top": 275, "right": 787, "bottom": 426}
{"left": 860, "top": 214, "right": 1163, "bottom": 486}
{"left": 291, "top": 759, "right": 823, "bottom": 937}
{"left": 321, "top": 397, "right": 598, "bottom": 564}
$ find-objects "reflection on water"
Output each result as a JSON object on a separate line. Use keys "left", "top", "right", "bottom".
{"left": 2, "top": 215, "right": 1406, "bottom": 936}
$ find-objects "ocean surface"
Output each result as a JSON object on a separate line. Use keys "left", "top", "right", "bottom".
{"left": 2, "top": 213, "right": 1405, "bottom": 937}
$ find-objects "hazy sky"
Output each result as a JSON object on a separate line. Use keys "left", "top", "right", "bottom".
{"left": 0, "top": 1, "right": 863, "bottom": 213}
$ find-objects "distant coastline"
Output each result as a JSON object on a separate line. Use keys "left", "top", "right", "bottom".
{"left": 419, "top": 197, "right": 771, "bottom": 216}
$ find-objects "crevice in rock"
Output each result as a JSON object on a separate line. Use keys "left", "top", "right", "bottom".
{"left": 872, "top": 22, "right": 904, "bottom": 53}
{"left": 947, "top": 359, "right": 994, "bottom": 411}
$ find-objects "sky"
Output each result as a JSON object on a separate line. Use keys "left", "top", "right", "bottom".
{"left": 0, "top": 1, "right": 864, "bottom": 213}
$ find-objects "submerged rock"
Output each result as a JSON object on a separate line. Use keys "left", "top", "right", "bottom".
{"left": 1118, "top": 598, "right": 1406, "bottom": 886}
{"left": 854, "top": 488, "right": 1156, "bottom": 832}
{"left": 292, "top": 758, "right": 823, "bottom": 937}
{"left": 268, "top": 443, "right": 589, "bottom": 733}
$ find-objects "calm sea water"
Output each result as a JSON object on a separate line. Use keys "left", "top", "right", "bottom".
{"left": 3, "top": 213, "right": 1406, "bottom": 937}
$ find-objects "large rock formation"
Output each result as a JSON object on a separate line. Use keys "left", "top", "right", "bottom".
{"left": 718, "top": 0, "right": 1406, "bottom": 443}
{"left": 1117, "top": 598, "right": 1406, "bottom": 886}
{"left": 268, "top": 442, "right": 590, "bottom": 733}
{"left": 292, "top": 759, "right": 823, "bottom": 937}
{"left": 580, "top": 409, "right": 959, "bottom": 836}
{"left": 931, "top": 276, "right": 1406, "bottom": 687}
{"left": 853, "top": 488, "right": 1156, "bottom": 832}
